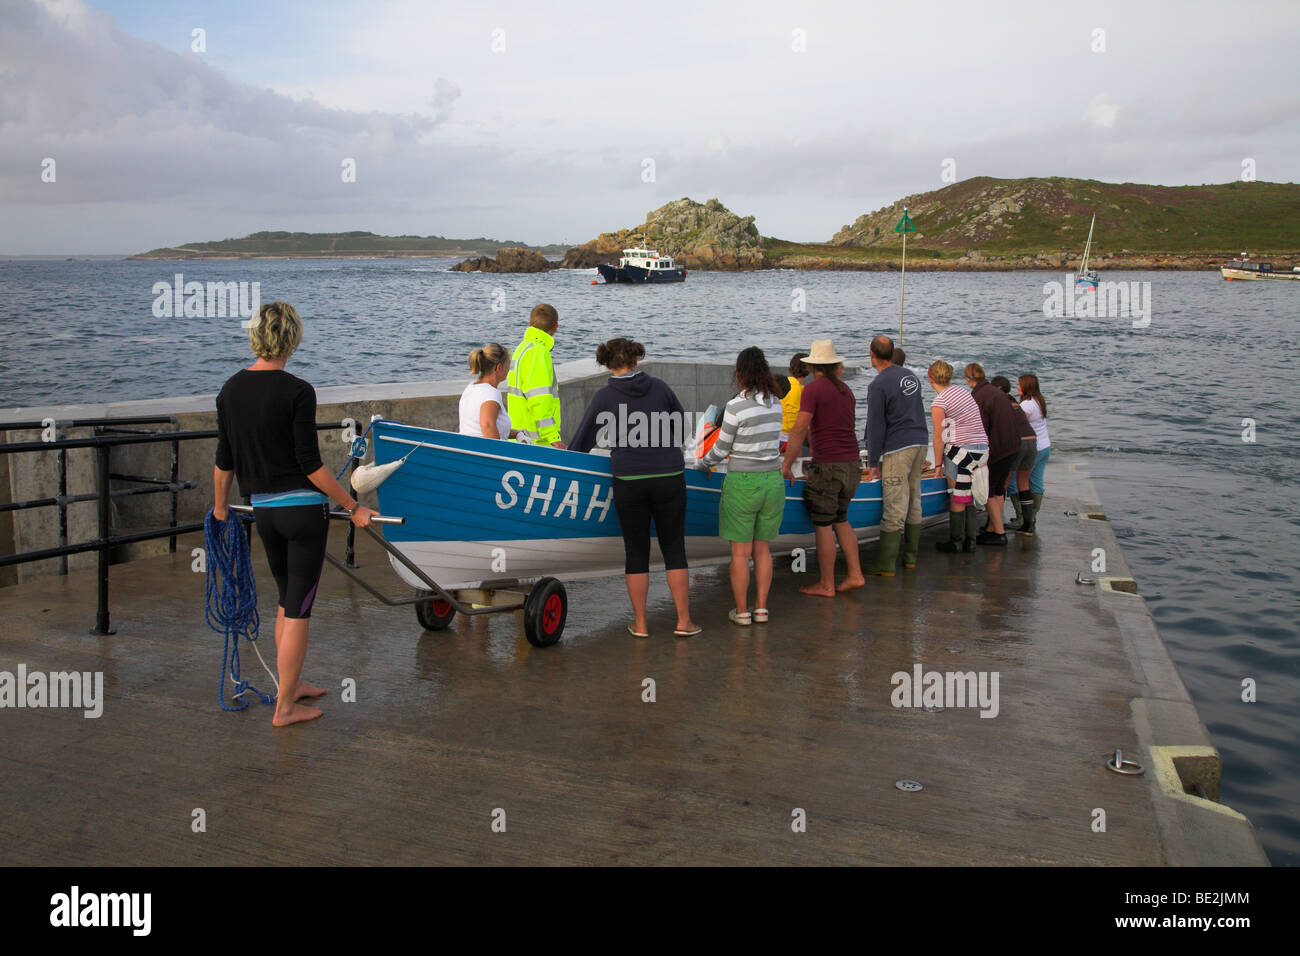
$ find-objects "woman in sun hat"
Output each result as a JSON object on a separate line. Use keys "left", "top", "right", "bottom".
{"left": 779, "top": 339, "right": 865, "bottom": 598}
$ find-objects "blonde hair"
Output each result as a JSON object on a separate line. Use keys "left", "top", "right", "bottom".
{"left": 248, "top": 301, "right": 303, "bottom": 360}
{"left": 529, "top": 303, "right": 558, "bottom": 332}
{"left": 928, "top": 360, "right": 953, "bottom": 386}
{"left": 469, "top": 343, "right": 508, "bottom": 376}
{"left": 964, "top": 362, "right": 986, "bottom": 384}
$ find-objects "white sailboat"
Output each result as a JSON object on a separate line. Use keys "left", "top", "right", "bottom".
{"left": 1076, "top": 213, "right": 1099, "bottom": 291}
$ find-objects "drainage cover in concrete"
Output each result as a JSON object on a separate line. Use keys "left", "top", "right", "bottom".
{"left": 895, "top": 779, "right": 924, "bottom": 792}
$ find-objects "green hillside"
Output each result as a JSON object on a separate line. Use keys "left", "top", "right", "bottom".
{"left": 825, "top": 177, "right": 1300, "bottom": 255}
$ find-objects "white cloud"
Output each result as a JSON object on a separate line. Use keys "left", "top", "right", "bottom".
{"left": 1086, "top": 94, "right": 1122, "bottom": 130}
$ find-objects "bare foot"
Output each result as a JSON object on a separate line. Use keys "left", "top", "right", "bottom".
{"left": 799, "top": 582, "right": 837, "bottom": 597}
{"left": 272, "top": 702, "right": 323, "bottom": 727}
{"left": 836, "top": 576, "right": 866, "bottom": 592}
{"left": 294, "top": 681, "right": 326, "bottom": 700}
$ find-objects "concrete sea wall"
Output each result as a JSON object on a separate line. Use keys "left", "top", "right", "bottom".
{"left": 0, "top": 360, "right": 743, "bottom": 584}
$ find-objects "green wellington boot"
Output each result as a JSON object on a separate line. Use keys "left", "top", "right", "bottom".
{"left": 935, "top": 511, "right": 965, "bottom": 552}
{"left": 902, "top": 523, "right": 922, "bottom": 568}
{"left": 963, "top": 507, "right": 980, "bottom": 552}
{"left": 1033, "top": 493, "right": 1044, "bottom": 522}
{"left": 1007, "top": 492, "right": 1023, "bottom": 530}
{"left": 866, "top": 530, "right": 902, "bottom": 576}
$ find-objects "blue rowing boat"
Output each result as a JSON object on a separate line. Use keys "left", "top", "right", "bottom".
{"left": 367, "top": 420, "right": 952, "bottom": 591}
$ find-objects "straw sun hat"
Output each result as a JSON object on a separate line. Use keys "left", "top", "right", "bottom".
{"left": 802, "top": 339, "right": 846, "bottom": 365}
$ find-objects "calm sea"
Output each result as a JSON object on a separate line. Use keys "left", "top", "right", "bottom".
{"left": 2, "top": 257, "right": 1297, "bottom": 864}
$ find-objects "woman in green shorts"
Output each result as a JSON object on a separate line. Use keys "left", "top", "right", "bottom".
{"left": 698, "top": 347, "right": 786, "bottom": 625}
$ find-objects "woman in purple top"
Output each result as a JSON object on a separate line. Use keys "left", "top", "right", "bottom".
{"left": 780, "top": 339, "right": 864, "bottom": 598}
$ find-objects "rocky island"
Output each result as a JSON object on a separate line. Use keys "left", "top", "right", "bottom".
{"left": 559, "top": 197, "right": 768, "bottom": 270}
{"left": 449, "top": 248, "right": 555, "bottom": 273}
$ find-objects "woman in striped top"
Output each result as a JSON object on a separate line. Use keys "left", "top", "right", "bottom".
{"left": 699, "top": 347, "right": 785, "bottom": 625}
{"left": 928, "top": 360, "right": 990, "bottom": 553}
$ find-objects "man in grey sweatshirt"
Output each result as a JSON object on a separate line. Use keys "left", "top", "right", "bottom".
{"left": 863, "top": 335, "right": 930, "bottom": 575}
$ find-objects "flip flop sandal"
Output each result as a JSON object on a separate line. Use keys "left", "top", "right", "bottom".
{"left": 673, "top": 625, "right": 702, "bottom": 637}
{"left": 627, "top": 624, "right": 650, "bottom": 638}
{"left": 728, "top": 609, "right": 752, "bottom": 626}
{"left": 753, "top": 608, "right": 769, "bottom": 623}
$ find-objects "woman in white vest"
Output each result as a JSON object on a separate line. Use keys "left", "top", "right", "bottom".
{"left": 459, "top": 344, "right": 518, "bottom": 440}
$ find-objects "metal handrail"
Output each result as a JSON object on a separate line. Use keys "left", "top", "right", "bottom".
{"left": 0, "top": 419, "right": 351, "bottom": 634}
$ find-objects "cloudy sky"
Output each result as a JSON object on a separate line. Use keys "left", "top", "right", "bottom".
{"left": 2, "top": 0, "right": 1298, "bottom": 254}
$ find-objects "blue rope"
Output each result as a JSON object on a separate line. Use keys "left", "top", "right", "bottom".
{"left": 337, "top": 419, "right": 377, "bottom": 481}
{"left": 204, "top": 510, "right": 275, "bottom": 711}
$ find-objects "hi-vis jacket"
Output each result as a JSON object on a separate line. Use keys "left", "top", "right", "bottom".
{"left": 505, "top": 327, "right": 561, "bottom": 445}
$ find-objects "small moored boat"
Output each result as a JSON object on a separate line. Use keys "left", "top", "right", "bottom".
{"left": 1220, "top": 254, "right": 1300, "bottom": 281}
{"left": 597, "top": 248, "right": 687, "bottom": 283}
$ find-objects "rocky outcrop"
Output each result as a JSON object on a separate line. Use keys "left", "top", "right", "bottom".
{"left": 561, "top": 197, "right": 768, "bottom": 270}
{"left": 450, "top": 247, "right": 557, "bottom": 273}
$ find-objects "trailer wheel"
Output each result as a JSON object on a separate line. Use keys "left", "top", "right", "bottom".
{"left": 523, "top": 577, "right": 567, "bottom": 647}
{"left": 415, "top": 591, "right": 456, "bottom": 631}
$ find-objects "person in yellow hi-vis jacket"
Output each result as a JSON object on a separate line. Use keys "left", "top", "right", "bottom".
{"left": 506, "top": 303, "right": 565, "bottom": 448}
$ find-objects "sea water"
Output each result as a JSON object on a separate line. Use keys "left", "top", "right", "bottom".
{"left": 2, "top": 256, "right": 1296, "bottom": 863}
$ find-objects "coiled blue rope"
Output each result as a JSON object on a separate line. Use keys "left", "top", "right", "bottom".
{"left": 204, "top": 510, "right": 276, "bottom": 711}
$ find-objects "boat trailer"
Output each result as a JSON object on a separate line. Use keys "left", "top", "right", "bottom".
{"left": 229, "top": 505, "right": 568, "bottom": 647}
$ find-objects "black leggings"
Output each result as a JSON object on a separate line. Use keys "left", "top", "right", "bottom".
{"left": 612, "top": 473, "right": 689, "bottom": 574}
{"left": 254, "top": 504, "right": 330, "bottom": 619}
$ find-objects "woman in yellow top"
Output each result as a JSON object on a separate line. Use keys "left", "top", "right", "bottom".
{"left": 779, "top": 352, "right": 809, "bottom": 451}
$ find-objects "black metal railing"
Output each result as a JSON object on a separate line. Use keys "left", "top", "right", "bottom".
{"left": 1, "top": 417, "right": 180, "bottom": 574}
{"left": 0, "top": 419, "right": 352, "bottom": 635}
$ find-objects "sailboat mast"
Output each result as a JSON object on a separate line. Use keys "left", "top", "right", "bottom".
{"left": 1079, "top": 213, "right": 1095, "bottom": 274}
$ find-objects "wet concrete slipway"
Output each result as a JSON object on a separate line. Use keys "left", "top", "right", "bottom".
{"left": 0, "top": 455, "right": 1267, "bottom": 866}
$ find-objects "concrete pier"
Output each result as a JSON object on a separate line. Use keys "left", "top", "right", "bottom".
{"left": 0, "top": 453, "right": 1266, "bottom": 866}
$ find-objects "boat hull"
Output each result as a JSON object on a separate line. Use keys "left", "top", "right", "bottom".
{"left": 369, "top": 421, "right": 951, "bottom": 589}
{"left": 596, "top": 263, "right": 687, "bottom": 283}
{"left": 1220, "top": 266, "right": 1300, "bottom": 281}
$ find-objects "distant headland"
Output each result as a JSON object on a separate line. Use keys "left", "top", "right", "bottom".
{"left": 129, "top": 230, "right": 568, "bottom": 261}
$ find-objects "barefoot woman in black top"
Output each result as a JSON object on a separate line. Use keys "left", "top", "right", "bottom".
{"left": 212, "top": 301, "right": 377, "bottom": 727}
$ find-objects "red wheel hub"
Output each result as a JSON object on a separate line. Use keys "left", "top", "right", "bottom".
{"left": 542, "top": 593, "right": 562, "bottom": 634}
{"left": 432, "top": 599, "right": 452, "bottom": 616}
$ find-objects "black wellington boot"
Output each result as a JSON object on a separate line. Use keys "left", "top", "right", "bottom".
{"left": 1016, "top": 490, "right": 1036, "bottom": 536}
{"left": 963, "top": 507, "right": 980, "bottom": 552}
{"left": 935, "top": 511, "right": 965, "bottom": 552}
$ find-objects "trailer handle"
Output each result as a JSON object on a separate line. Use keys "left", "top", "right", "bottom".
{"left": 227, "top": 503, "right": 405, "bottom": 526}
